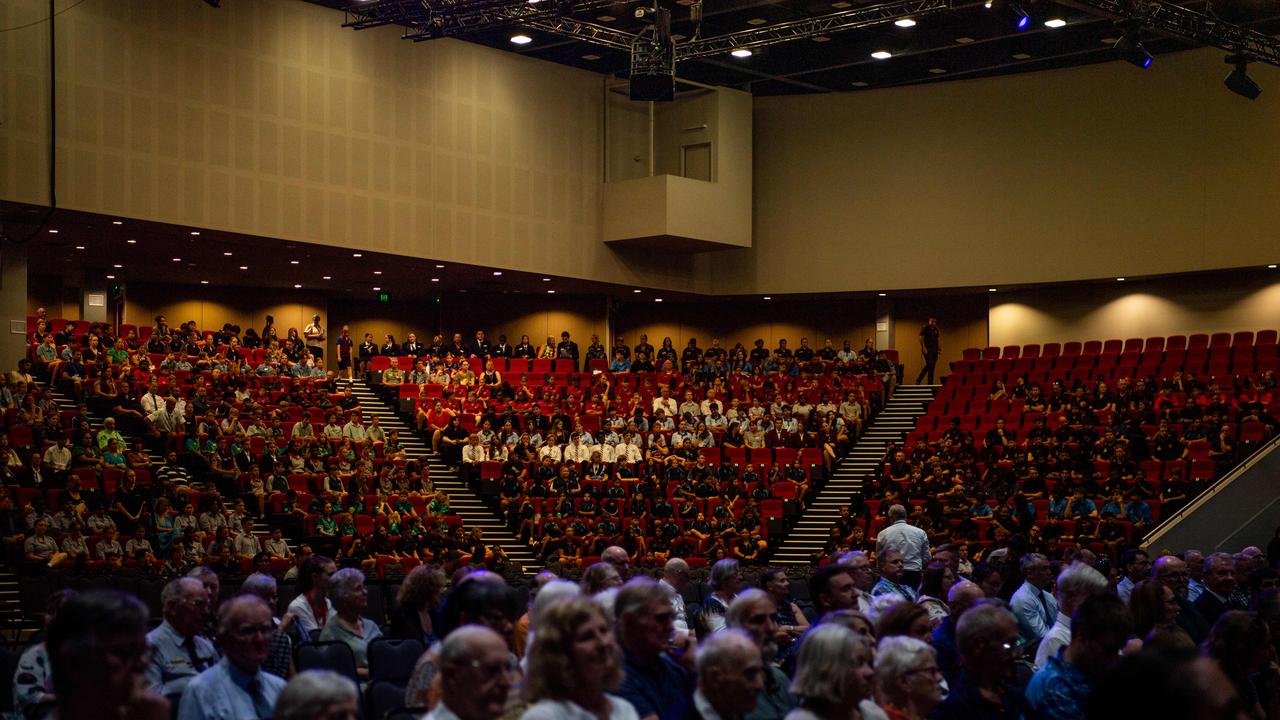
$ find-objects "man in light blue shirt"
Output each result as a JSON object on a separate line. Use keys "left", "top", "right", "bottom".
{"left": 178, "top": 595, "right": 286, "bottom": 720}
{"left": 1011, "top": 553, "right": 1059, "bottom": 645}
{"left": 147, "top": 577, "right": 220, "bottom": 701}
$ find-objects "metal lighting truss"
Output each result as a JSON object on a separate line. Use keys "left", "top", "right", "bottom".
{"left": 1062, "top": 0, "right": 1280, "bottom": 66}
{"left": 337, "top": 0, "right": 1280, "bottom": 68}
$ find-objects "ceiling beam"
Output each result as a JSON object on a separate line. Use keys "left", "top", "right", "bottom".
{"left": 1059, "top": 0, "right": 1280, "bottom": 66}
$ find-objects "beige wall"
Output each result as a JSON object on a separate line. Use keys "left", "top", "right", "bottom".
{"left": 124, "top": 283, "right": 325, "bottom": 338}
{"left": 989, "top": 271, "right": 1280, "bottom": 348}
{"left": 442, "top": 294, "right": 608, "bottom": 351}
{"left": 708, "top": 48, "right": 1280, "bottom": 295}
{"left": 0, "top": 0, "right": 697, "bottom": 292}
{"left": 891, "top": 295, "right": 990, "bottom": 382}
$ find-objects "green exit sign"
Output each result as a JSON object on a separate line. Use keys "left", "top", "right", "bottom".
{"left": 377, "top": 292, "right": 390, "bottom": 302}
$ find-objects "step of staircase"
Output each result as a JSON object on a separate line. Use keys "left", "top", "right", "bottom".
{"left": 0, "top": 570, "right": 38, "bottom": 645}
{"left": 345, "top": 379, "right": 540, "bottom": 573}
{"left": 771, "top": 384, "right": 938, "bottom": 565}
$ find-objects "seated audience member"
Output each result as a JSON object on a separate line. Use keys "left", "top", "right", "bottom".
{"left": 1034, "top": 562, "right": 1108, "bottom": 668}
{"left": 871, "top": 549, "right": 917, "bottom": 602}
{"left": 425, "top": 625, "right": 515, "bottom": 720}
{"left": 690, "top": 630, "right": 766, "bottom": 720}
{"left": 931, "top": 580, "right": 984, "bottom": 686}
{"left": 389, "top": 564, "right": 448, "bottom": 647}
{"left": 1204, "top": 610, "right": 1280, "bottom": 719}
{"left": 1025, "top": 594, "right": 1134, "bottom": 720}
{"left": 931, "top": 603, "right": 1029, "bottom": 720}
{"left": 177, "top": 595, "right": 286, "bottom": 720}
{"left": 1152, "top": 554, "right": 1210, "bottom": 645}
{"left": 615, "top": 577, "right": 695, "bottom": 720}
{"left": 875, "top": 636, "right": 945, "bottom": 720}
{"left": 725, "top": 589, "right": 798, "bottom": 719}
{"left": 47, "top": 590, "right": 170, "bottom": 720}
{"left": 521, "top": 596, "right": 640, "bottom": 720}
{"left": 318, "top": 568, "right": 382, "bottom": 678}
{"left": 147, "top": 577, "right": 220, "bottom": 702}
{"left": 13, "top": 589, "right": 77, "bottom": 720}
{"left": 286, "top": 555, "right": 336, "bottom": 637}
{"left": 1194, "top": 551, "right": 1246, "bottom": 625}
{"left": 272, "top": 670, "right": 359, "bottom": 720}
{"left": 1010, "top": 553, "right": 1058, "bottom": 645}
{"left": 238, "top": 573, "right": 295, "bottom": 680}
{"left": 786, "top": 624, "right": 881, "bottom": 720}
{"left": 703, "top": 558, "right": 744, "bottom": 634}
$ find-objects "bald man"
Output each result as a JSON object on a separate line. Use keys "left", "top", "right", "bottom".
{"left": 692, "top": 630, "right": 765, "bottom": 720}
{"left": 932, "top": 580, "right": 984, "bottom": 687}
{"left": 427, "top": 625, "right": 514, "bottom": 720}
{"left": 603, "top": 545, "right": 631, "bottom": 579}
{"left": 659, "top": 558, "right": 692, "bottom": 637}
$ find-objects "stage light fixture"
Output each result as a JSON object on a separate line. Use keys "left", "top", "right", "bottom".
{"left": 1224, "top": 54, "right": 1261, "bottom": 99}
{"left": 1010, "top": 1, "right": 1030, "bottom": 29}
{"left": 1114, "top": 30, "right": 1153, "bottom": 69}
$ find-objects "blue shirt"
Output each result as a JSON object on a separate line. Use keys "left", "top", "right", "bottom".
{"left": 1011, "top": 581, "right": 1058, "bottom": 643}
{"left": 617, "top": 650, "right": 693, "bottom": 720}
{"left": 1025, "top": 655, "right": 1090, "bottom": 720}
{"left": 146, "top": 621, "right": 220, "bottom": 699}
{"left": 871, "top": 577, "right": 917, "bottom": 602}
{"left": 177, "top": 657, "right": 286, "bottom": 720}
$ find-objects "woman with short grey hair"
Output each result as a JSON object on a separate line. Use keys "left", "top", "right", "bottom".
{"left": 318, "top": 568, "right": 382, "bottom": 677}
{"left": 704, "top": 558, "right": 743, "bottom": 634}
{"left": 875, "top": 636, "right": 943, "bottom": 720}
{"left": 273, "top": 669, "right": 359, "bottom": 720}
{"left": 786, "top": 624, "right": 881, "bottom": 720}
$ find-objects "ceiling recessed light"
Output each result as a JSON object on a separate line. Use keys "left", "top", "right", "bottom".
{"left": 871, "top": 50, "right": 892, "bottom": 59}
{"left": 1044, "top": 18, "right": 1067, "bottom": 27}
{"left": 988, "top": 288, "right": 998, "bottom": 292}
{"left": 431, "top": 278, "right": 440, "bottom": 282}
{"left": 113, "top": 264, "right": 123, "bottom": 268}
{"left": 746, "top": 17, "right": 767, "bottom": 25}
{"left": 200, "top": 280, "right": 209, "bottom": 285}
{"left": 547, "top": 290, "right": 556, "bottom": 294}
{"left": 322, "top": 275, "right": 332, "bottom": 280}
{"left": 1116, "top": 277, "right": 1126, "bottom": 281}
{"left": 597, "top": 14, "right": 615, "bottom": 21}
{"left": 48, "top": 229, "right": 58, "bottom": 234}
{"left": 851, "top": 81, "right": 870, "bottom": 87}
{"left": 955, "top": 36, "right": 975, "bottom": 44}
{"left": 290, "top": 260, "right": 300, "bottom": 265}
{"left": 223, "top": 251, "right": 233, "bottom": 256}
{"left": 763, "top": 296, "right": 772, "bottom": 300}
{"left": 654, "top": 298, "right": 664, "bottom": 302}
{"left": 894, "top": 18, "right": 917, "bottom": 27}
{"left": 190, "top": 231, "right": 200, "bottom": 236}
{"left": 812, "top": 35, "right": 831, "bottom": 42}
{"left": 493, "top": 271, "right": 503, "bottom": 276}
{"left": 74, "top": 245, "right": 85, "bottom": 250}
{"left": 373, "top": 270, "right": 382, "bottom": 275}
{"left": 1012, "top": 52, "right": 1032, "bottom": 59}
{"left": 878, "top": 292, "right": 887, "bottom": 297}
{"left": 239, "top": 266, "right": 248, "bottom": 270}
{"left": 731, "top": 48, "right": 753, "bottom": 58}
{"left": 633, "top": 289, "right": 643, "bottom": 293}
{"left": 928, "top": 67, "right": 947, "bottom": 74}
{"left": 172, "top": 257, "right": 181, "bottom": 262}
{"left": 434, "top": 264, "right": 445, "bottom": 268}
{"left": 127, "top": 239, "right": 136, "bottom": 244}
{"left": 352, "top": 253, "right": 363, "bottom": 258}
{"left": 542, "top": 277, "right": 551, "bottom": 282}
{"left": 510, "top": 34, "right": 533, "bottom": 44}
{"left": 373, "top": 287, "right": 381, "bottom": 291}
{"left": 1269, "top": 264, "right": 1278, "bottom": 269}
{"left": 293, "top": 284, "right": 302, "bottom": 288}
{"left": 112, "top": 220, "right": 123, "bottom": 225}
{"left": 582, "top": 53, "right": 601, "bottom": 60}
{"left": 106, "top": 275, "right": 115, "bottom": 279}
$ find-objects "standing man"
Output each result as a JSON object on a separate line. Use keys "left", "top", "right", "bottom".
{"left": 303, "top": 315, "right": 325, "bottom": 361}
{"left": 177, "top": 596, "right": 286, "bottom": 720}
{"left": 915, "top": 317, "right": 941, "bottom": 385}
{"left": 875, "top": 504, "right": 931, "bottom": 588}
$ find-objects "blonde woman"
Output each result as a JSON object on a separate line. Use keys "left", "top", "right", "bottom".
{"left": 521, "top": 597, "right": 639, "bottom": 720}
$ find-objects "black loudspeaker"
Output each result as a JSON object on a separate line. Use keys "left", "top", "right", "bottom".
{"left": 630, "top": 74, "right": 674, "bottom": 101}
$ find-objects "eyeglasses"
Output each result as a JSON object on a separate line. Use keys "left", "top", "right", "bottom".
{"left": 231, "top": 624, "right": 275, "bottom": 639}
{"left": 905, "top": 665, "right": 943, "bottom": 678}
{"left": 1000, "top": 637, "right": 1027, "bottom": 653}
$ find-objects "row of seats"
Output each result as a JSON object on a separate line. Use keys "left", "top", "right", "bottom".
{"left": 961, "top": 330, "right": 1279, "bottom": 360}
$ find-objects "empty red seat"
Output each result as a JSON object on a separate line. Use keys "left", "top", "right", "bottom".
{"left": 1210, "top": 332, "right": 1231, "bottom": 348}
{"left": 1145, "top": 337, "right": 1165, "bottom": 351}
{"left": 1232, "top": 331, "right": 1254, "bottom": 347}
{"left": 1188, "top": 334, "right": 1209, "bottom": 349}
{"left": 1257, "top": 330, "right": 1278, "bottom": 345}
{"left": 1022, "top": 344, "right": 1041, "bottom": 358}
{"left": 1042, "top": 343, "right": 1061, "bottom": 357}
{"left": 1102, "top": 339, "right": 1124, "bottom": 353}
{"left": 1123, "top": 338, "right": 1143, "bottom": 353}
{"left": 1082, "top": 341, "right": 1103, "bottom": 355}
{"left": 1063, "top": 342, "right": 1082, "bottom": 356}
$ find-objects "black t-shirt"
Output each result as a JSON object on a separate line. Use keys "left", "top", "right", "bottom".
{"left": 920, "top": 324, "right": 941, "bottom": 352}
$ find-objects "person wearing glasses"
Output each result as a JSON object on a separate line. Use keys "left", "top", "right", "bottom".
{"left": 177, "top": 595, "right": 285, "bottom": 720}
{"left": 874, "top": 636, "right": 945, "bottom": 720}
{"left": 425, "top": 625, "right": 515, "bottom": 720}
{"left": 931, "top": 603, "right": 1029, "bottom": 720}
{"left": 147, "top": 577, "right": 220, "bottom": 702}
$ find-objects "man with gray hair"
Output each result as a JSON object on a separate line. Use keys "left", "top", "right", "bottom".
{"left": 725, "top": 589, "right": 797, "bottom": 719}
{"left": 426, "top": 625, "right": 515, "bottom": 720}
{"left": 689, "top": 630, "right": 766, "bottom": 720}
{"left": 931, "top": 580, "right": 984, "bottom": 687}
{"left": 835, "top": 551, "right": 876, "bottom": 616}
{"left": 1153, "top": 554, "right": 1209, "bottom": 645}
{"left": 875, "top": 504, "right": 930, "bottom": 588}
{"left": 932, "top": 603, "right": 1029, "bottom": 720}
{"left": 1034, "top": 561, "right": 1108, "bottom": 668}
{"left": 1010, "top": 552, "right": 1057, "bottom": 645}
{"left": 659, "top": 557, "right": 692, "bottom": 637}
{"left": 148, "top": 577, "right": 220, "bottom": 701}
{"left": 177, "top": 595, "right": 285, "bottom": 720}
{"left": 1182, "top": 549, "right": 1205, "bottom": 602}
{"left": 603, "top": 545, "right": 632, "bottom": 578}
{"left": 238, "top": 573, "right": 293, "bottom": 679}
{"left": 615, "top": 577, "right": 695, "bottom": 720}
{"left": 1193, "top": 551, "right": 1244, "bottom": 625}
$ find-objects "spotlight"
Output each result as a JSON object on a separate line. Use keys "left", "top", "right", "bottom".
{"left": 1114, "top": 30, "right": 1153, "bottom": 69}
{"left": 1010, "top": 1, "right": 1030, "bottom": 29}
{"left": 1224, "top": 54, "right": 1261, "bottom": 99}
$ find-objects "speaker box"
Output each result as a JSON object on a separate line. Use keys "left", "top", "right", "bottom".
{"left": 630, "top": 73, "right": 674, "bottom": 101}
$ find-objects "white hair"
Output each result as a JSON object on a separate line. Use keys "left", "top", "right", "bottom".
{"left": 726, "top": 588, "right": 773, "bottom": 629}
{"left": 875, "top": 635, "right": 936, "bottom": 701}
{"left": 695, "top": 629, "right": 758, "bottom": 679}
{"left": 273, "top": 670, "right": 358, "bottom": 720}
{"left": 1055, "top": 561, "right": 1108, "bottom": 607}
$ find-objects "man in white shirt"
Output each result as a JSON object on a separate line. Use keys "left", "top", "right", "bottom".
{"left": 678, "top": 391, "right": 701, "bottom": 419}
{"left": 874, "top": 504, "right": 931, "bottom": 588}
{"left": 652, "top": 388, "right": 677, "bottom": 417}
{"left": 1034, "top": 561, "right": 1108, "bottom": 668}
{"left": 341, "top": 415, "right": 368, "bottom": 444}
{"left": 659, "top": 558, "right": 692, "bottom": 636}
{"left": 426, "top": 625, "right": 514, "bottom": 720}
{"left": 1010, "top": 553, "right": 1059, "bottom": 645}
{"left": 42, "top": 436, "right": 72, "bottom": 476}
{"left": 615, "top": 434, "right": 643, "bottom": 465}
{"left": 563, "top": 434, "right": 592, "bottom": 464}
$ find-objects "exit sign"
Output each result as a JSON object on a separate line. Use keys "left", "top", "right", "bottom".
{"left": 377, "top": 292, "right": 390, "bottom": 302}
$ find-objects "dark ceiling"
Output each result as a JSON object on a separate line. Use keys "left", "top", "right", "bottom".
{"left": 303, "top": 0, "right": 1280, "bottom": 95}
